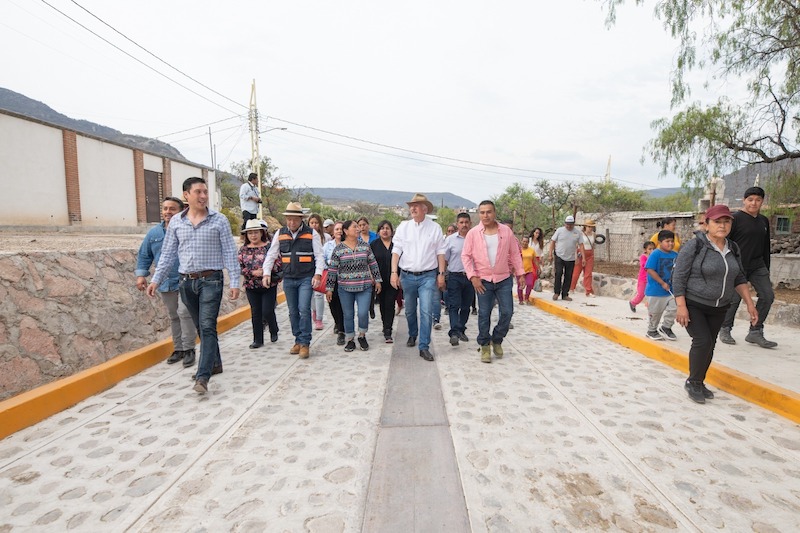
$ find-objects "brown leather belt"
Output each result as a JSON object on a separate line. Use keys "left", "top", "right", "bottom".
{"left": 182, "top": 269, "right": 220, "bottom": 279}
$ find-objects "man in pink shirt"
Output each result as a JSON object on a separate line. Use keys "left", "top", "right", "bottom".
{"left": 461, "top": 200, "right": 526, "bottom": 363}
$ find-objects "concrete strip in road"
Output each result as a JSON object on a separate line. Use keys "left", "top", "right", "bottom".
{"left": 0, "top": 294, "right": 285, "bottom": 440}
{"left": 531, "top": 296, "right": 800, "bottom": 424}
{"left": 363, "top": 320, "right": 470, "bottom": 532}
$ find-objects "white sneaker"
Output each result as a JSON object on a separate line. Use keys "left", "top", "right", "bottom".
{"left": 587, "top": 293, "right": 596, "bottom": 298}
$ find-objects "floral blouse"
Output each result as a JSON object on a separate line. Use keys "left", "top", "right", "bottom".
{"left": 238, "top": 243, "right": 281, "bottom": 290}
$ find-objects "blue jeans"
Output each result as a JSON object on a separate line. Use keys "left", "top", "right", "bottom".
{"left": 400, "top": 270, "right": 437, "bottom": 351}
{"left": 283, "top": 276, "right": 313, "bottom": 346}
{"left": 180, "top": 271, "right": 224, "bottom": 381}
{"left": 476, "top": 276, "right": 514, "bottom": 346}
{"left": 447, "top": 272, "right": 474, "bottom": 336}
{"left": 338, "top": 287, "right": 373, "bottom": 341}
{"left": 722, "top": 265, "right": 774, "bottom": 331}
{"left": 432, "top": 290, "right": 442, "bottom": 323}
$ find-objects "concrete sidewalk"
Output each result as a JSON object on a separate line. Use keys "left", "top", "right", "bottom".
{"left": 1, "top": 302, "right": 799, "bottom": 531}
{"left": 536, "top": 292, "right": 799, "bottom": 397}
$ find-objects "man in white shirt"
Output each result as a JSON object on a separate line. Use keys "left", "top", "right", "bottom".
{"left": 549, "top": 215, "right": 581, "bottom": 301}
{"left": 239, "top": 173, "right": 261, "bottom": 231}
{"left": 390, "top": 193, "right": 446, "bottom": 361}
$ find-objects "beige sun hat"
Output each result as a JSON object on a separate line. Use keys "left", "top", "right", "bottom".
{"left": 406, "top": 193, "right": 434, "bottom": 213}
{"left": 241, "top": 219, "right": 264, "bottom": 233}
{"left": 281, "top": 202, "right": 305, "bottom": 217}
{"left": 582, "top": 219, "right": 597, "bottom": 227}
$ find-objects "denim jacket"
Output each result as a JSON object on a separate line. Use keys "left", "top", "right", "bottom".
{"left": 135, "top": 222, "right": 180, "bottom": 292}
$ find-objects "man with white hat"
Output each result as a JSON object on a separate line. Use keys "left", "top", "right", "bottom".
{"left": 262, "top": 202, "right": 326, "bottom": 359}
{"left": 549, "top": 215, "right": 581, "bottom": 301}
{"left": 322, "top": 219, "right": 334, "bottom": 242}
{"left": 390, "top": 193, "right": 446, "bottom": 361}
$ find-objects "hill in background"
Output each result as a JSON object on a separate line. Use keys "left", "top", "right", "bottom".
{"left": 307, "top": 187, "right": 475, "bottom": 209}
{"left": 0, "top": 87, "right": 188, "bottom": 162}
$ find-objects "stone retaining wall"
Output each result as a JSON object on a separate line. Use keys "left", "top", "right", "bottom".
{"left": 0, "top": 249, "right": 246, "bottom": 401}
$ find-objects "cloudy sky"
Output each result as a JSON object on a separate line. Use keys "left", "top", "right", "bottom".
{"left": 3, "top": 0, "right": 701, "bottom": 203}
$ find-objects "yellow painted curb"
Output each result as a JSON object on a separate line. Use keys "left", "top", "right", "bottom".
{"left": 530, "top": 297, "right": 800, "bottom": 424}
{"left": 0, "top": 292, "right": 286, "bottom": 440}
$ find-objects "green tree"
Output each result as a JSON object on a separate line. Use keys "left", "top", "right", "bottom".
{"left": 230, "top": 156, "right": 292, "bottom": 221}
{"left": 491, "top": 182, "right": 545, "bottom": 236}
{"left": 764, "top": 168, "right": 800, "bottom": 217}
{"left": 645, "top": 190, "right": 696, "bottom": 212}
{"left": 604, "top": 1, "right": 800, "bottom": 189}
{"left": 532, "top": 179, "right": 577, "bottom": 233}
{"left": 435, "top": 207, "right": 456, "bottom": 230}
{"left": 574, "top": 180, "right": 649, "bottom": 213}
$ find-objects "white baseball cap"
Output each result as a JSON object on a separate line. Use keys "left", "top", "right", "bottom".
{"left": 565, "top": 215, "right": 575, "bottom": 223}
{"left": 323, "top": 219, "right": 334, "bottom": 227}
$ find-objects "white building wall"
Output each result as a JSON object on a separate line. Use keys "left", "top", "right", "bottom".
{"left": 0, "top": 115, "right": 69, "bottom": 225}
{"left": 76, "top": 136, "right": 138, "bottom": 227}
{"left": 143, "top": 154, "right": 163, "bottom": 173}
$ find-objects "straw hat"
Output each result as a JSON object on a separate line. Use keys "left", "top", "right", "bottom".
{"left": 241, "top": 219, "right": 264, "bottom": 233}
{"left": 281, "top": 202, "right": 305, "bottom": 217}
{"left": 582, "top": 219, "right": 596, "bottom": 227}
{"left": 406, "top": 193, "right": 434, "bottom": 213}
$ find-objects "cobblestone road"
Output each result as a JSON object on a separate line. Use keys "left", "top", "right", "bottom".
{"left": 1, "top": 304, "right": 798, "bottom": 532}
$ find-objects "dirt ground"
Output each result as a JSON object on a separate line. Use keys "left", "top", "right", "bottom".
{"left": 592, "top": 261, "right": 800, "bottom": 305}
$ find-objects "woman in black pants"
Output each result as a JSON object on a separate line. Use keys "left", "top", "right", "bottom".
{"left": 672, "top": 204, "right": 757, "bottom": 403}
{"left": 370, "top": 220, "right": 398, "bottom": 343}
{"left": 238, "top": 220, "right": 281, "bottom": 348}
{"left": 323, "top": 221, "right": 346, "bottom": 345}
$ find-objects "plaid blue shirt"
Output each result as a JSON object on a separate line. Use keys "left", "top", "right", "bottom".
{"left": 151, "top": 208, "right": 241, "bottom": 288}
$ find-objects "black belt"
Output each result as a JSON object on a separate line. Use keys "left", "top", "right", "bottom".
{"left": 401, "top": 268, "right": 436, "bottom": 276}
{"left": 448, "top": 271, "right": 466, "bottom": 276}
{"left": 182, "top": 269, "right": 221, "bottom": 279}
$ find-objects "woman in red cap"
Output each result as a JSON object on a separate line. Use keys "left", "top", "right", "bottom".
{"left": 671, "top": 204, "right": 758, "bottom": 404}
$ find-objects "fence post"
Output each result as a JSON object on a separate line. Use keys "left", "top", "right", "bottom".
{"left": 606, "top": 228, "right": 611, "bottom": 262}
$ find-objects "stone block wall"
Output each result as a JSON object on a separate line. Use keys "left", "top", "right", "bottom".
{"left": 0, "top": 249, "right": 246, "bottom": 401}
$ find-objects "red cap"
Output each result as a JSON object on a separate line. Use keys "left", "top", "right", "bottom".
{"left": 705, "top": 204, "right": 733, "bottom": 220}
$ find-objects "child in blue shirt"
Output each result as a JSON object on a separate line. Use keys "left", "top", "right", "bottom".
{"left": 645, "top": 230, "right": 679, "bottom": 340}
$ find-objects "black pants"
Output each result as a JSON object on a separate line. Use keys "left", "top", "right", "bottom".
{"left": 553, "top": 256, "right": 575, "bottom": 298}
{"left": 375, "top": 284, "right": 398, "bottom": 337}
{"left": 686, "top": 299, "right": 729, "bottom": 383}
{"left": 246, "top": 287, "right": 278, "bottom": 344}
{"left": 328, "top": 280, "right": 344, "bottom": 332}
{"left": 241, "top": 210, "right": 257, "bottom": 231}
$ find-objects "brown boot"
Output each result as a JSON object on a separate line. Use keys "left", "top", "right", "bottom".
{"left": 289, "top": 344, "right": 301, "bottom": 355}
{"left": 298, "top": 345, "right": 310, "bottom": 359}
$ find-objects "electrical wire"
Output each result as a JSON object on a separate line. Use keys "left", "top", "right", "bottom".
{"left": 68, "top": 0, "right": 248, "bottom": 111}
{"left": 38, "top": 0, "right": 242, "bottom": 115}
{"left": 156, "top": 115, "right": 244, "bottom": 139}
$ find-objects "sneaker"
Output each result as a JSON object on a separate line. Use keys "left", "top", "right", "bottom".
{"left": 182, "top": 349, "right": 196, "bottom": 368}
{"left": 629, "top": 301, "right": 636, "bottom": 313}
{"left": 344, "top": 340, "right": 356, "bottom": 352}
{"left": 701, "top": 383, "right": 715, "bottom": 399}
{"left": 193, "top": 378, "right": 208, "bottom": 394}
{"left": 337, "top": 332, "right": 346, "bottom": 346}
{"left": 492, "top": 342, "right": 504, "bottom": 358}
{"left": 314, "top": 320, "right": 323, "bottom": 330}
{"left": 744, "top": 329, "right": 778, "bottom": 349}
{"left": 433, "top": 320, "right": 442, "bottom": 330}
{"left": 718, "top": 327, "right": 736, "bottom": 345}
{"left": 166, "top": 350, "right": 184, "bottom": 364}
{"left": 587, "top": 293, "right": 596, "bottom": 298}
{"left": 385, "top": 335, "right": 393, "bottom": 344}
{"left": 480, "top": 345, "right": 492, "bottom": 363}
{"left": 450, "top": 334, "right": 459, "bottom": 346}
{"left": 358, "top": 337, "right": 369, "bottom": 351}
{"left": 646, "top": 330, "right": 664, "bottom": 341}
{"left": 458, "top": 332, "right": 468, "bottom": 342}
{"left": 659, "top": 326, "right": 677, "bottom": 341}
{"left": 684, "top": 380, "right": 705, "bottom": 404}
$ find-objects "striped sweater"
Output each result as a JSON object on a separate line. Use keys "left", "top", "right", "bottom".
{"left": 326, "top": 241, "right": 382, "bottom": 293}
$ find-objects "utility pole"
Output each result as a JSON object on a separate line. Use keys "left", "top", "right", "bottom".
{"left": 604, "top": 155, "right": 611, "bottom": 184}
{"left": 249, "top": 80, "right": 262, "bottom": 219}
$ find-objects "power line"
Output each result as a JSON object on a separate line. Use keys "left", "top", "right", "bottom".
{"left": 39, "top": 0, "right": 242, "bottom": 115}
{"left": 267, "top": 115, "right": 605, "bottom": 179}
{"left": 68, "top": 0, "right": 248, "bottom": 112}
{"left": 279, "top": 129, "right": 659, "bottom": 189}
{"left": 169, "top": 123, "right": 243, "bottom": 144}
{"left": 156, "top": 115, "right": 244, "bottom": 139}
